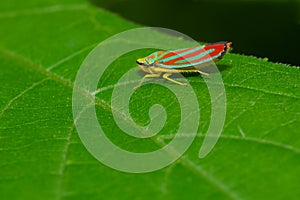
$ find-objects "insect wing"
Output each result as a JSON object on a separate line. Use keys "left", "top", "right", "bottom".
{"left": 155, "top": 42, "right": 229, "bottom": 69}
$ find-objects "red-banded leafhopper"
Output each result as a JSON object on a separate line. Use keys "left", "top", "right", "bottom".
{"left": 135, "top": 41, "right": 232, "bottom": 88}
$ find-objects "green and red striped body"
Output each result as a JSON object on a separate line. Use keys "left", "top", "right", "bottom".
{"left": 135, "top": 41, "right": 231, "bottom": 88}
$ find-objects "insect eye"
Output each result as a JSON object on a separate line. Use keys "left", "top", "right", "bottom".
{"left": 136, "top": 58, "right": 144, "bottom": 65}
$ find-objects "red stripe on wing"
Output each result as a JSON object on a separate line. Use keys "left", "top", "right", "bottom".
{"left": 204, "top": 42, "right": 227, "bottom": 58}
{"left": 155, "top": 42, "right": 230, "bottom": 66}
{"left": 159, "top": 46, "right": 196, "bottom": 59}
{"left": 175, "top": 53, "right": 215, "bottom": 65}
{"left": 176, "top": 42, "right": 228, "bottom": 65}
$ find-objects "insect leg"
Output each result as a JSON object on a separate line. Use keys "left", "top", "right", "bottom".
{"left": 197, "top": 70, "right": 209, "bottom": 76}
{"left": 134, "top": 73, "right": 161, "bottom": 90}
{"left": 162, "top": 73, "right": 187, "bottom": 86}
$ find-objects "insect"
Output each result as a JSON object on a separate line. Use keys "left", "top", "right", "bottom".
{"left": 135, "top": 41, "right": 232, "bottom": 89}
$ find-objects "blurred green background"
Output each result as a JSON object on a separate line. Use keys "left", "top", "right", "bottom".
{"left": 90, "top": 0, "right": 300, "bottom": 66}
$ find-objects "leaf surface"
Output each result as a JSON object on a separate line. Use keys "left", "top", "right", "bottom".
{"left": 0, "top": 0, "right": 300, "bottom": 199}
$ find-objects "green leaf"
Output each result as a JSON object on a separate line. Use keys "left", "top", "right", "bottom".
{"left": 0, "top": 0, "right": 300, "bottom": 200}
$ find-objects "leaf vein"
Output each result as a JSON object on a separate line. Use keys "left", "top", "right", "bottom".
{"left": 0, "top": 78, "right": 48, "bottom": 119}
{"left": 47, "top": 43, "right": 98, "bottom": 71}
{"left": 158, "top": 133, "right": 300, "bottom": 154}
